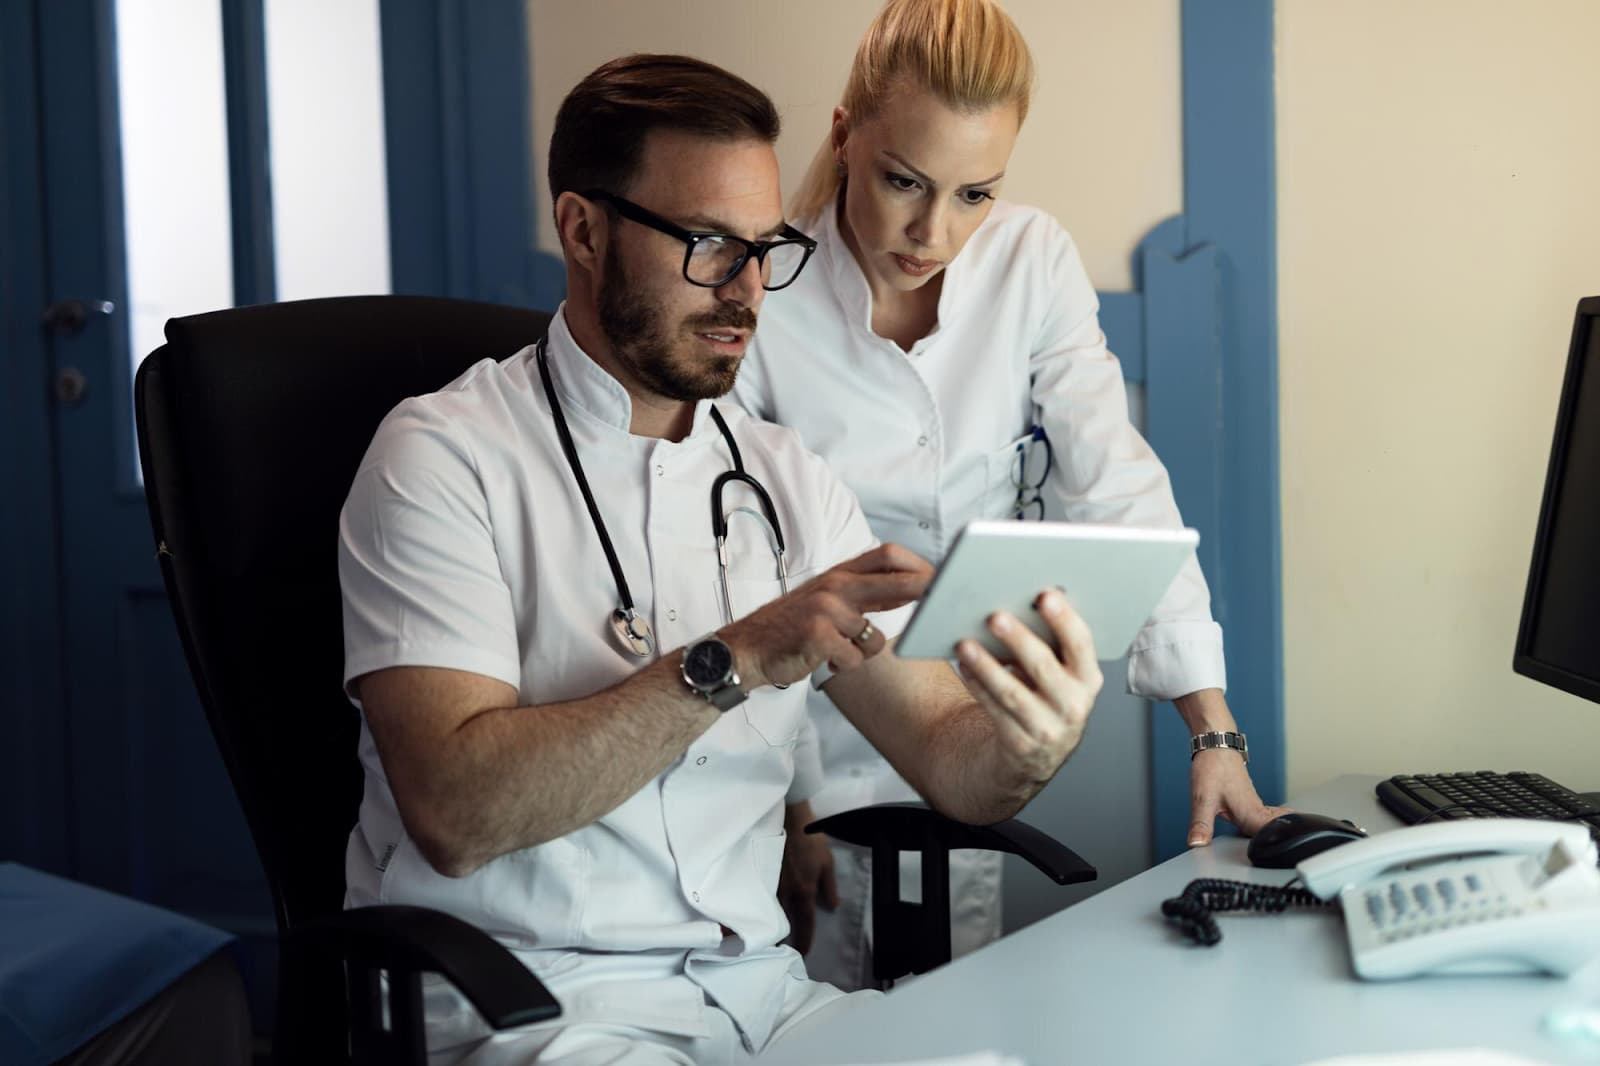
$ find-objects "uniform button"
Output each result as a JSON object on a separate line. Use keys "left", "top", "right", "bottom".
{"left": 692, "top": 891, "right": 701, "bottom": 903}
{"left": 667, "top": 609, "right": 678, "bottom": 621}
{"left": 696, "top": 755, "right": 707, "bottom": 766}
{"left": 917, "top": 435, "right": 929, "bottom": 447}
{"left": 918, "top": 520, "right": 931, "bottom": 530}
{"left": 655, "top": 464, "right": 664, "bottom": 477}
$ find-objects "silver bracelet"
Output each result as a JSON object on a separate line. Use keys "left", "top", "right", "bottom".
{"left": 1190, "top": 730, "right": 1248, "bottom": 764}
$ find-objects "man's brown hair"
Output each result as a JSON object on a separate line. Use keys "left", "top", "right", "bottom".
{"left": 549, "top": 53, "right": 781, "bottom": 209}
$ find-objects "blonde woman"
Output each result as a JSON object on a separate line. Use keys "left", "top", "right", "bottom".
{"left": 735, "top": 0, "right": 1287, "bottom": 990}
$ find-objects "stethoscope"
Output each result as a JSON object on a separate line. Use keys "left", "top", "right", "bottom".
{"left": 535, "top": 338, "right": 791, "bottom": 660}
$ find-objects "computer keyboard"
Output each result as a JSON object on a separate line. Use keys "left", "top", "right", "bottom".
{"left": 1378, "top": 771, "right": 1600, "bottom": 846}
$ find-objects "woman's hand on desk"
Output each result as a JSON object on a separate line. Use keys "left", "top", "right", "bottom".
{"left": 1188, "top": 751, "right": 1291, "bottom": 845}
{"left": 1176, "top": 688, "right": 1292, "bottom": 846}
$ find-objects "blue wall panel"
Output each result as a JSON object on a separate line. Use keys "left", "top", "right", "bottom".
{"left": 1143, "top": 0, "right": 1284, "bottom": 856}
{"left": 1098, "top": 291, "right": 1145, "bottom": 384}
{"left": 1144, "top": 228, "right": 1223, "bottom": 593}
{"left": 381, "top": 0, "right": 564, "bottom": 310}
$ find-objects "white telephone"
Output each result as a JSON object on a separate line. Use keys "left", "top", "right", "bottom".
{"left": 1296, "top": 819, "right": 1600, "bottom": 980}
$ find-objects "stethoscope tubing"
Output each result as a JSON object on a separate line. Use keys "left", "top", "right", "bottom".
{"left": 536, "top": 337, "right": 790, "bottom": 661}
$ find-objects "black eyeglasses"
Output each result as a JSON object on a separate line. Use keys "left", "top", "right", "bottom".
{"left": 584, "top": 190, "right": 818, "bottom": 291}
{"left": 1010, "top": 426, "right": 1054, "bottom": 521}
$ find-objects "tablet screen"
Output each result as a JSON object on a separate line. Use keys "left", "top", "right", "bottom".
{"left": 894, "top": 521, "right": 1199, "bottom": 661}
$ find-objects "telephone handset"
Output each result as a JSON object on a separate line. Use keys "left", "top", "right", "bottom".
{"left": 1296, "top": 819, "right": 1600, "bottom": 979}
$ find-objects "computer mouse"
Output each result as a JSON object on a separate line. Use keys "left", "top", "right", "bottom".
{"left": 1246, "top": 811, "right": 1368, "bottom": 869}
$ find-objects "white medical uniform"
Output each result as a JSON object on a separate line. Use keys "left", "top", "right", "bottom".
{"left": 338, "top": 308, "right": 906, "bottom": 1064}
{"left": 734, "top": 200, "right": 1227, "bottom": 989}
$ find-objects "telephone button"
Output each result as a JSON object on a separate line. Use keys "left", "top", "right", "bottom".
{"left": 1436, "top": 880, "right": 1457, "bottom": 906}
{"left": 1464, "top": 874, "right": 1483, "bottom": 892}
{"left": 1389, "top": 884, "right": 1408, "bottom": 914}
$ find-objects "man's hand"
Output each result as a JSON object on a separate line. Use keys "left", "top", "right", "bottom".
{"left": 778, "top": 801, "right": 838, "bottom": 955}
{"left": 952, "top": 588, "right": 1102, "bottom": 790}
{"left": 1176, "top": 688, "right": 1292, "bottom": 846}
{"left": 723, "top": 544, "right": 932, "bottom": 690}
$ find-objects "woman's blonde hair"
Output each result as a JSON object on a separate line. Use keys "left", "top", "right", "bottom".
{"left": 790, "top": 0, "right": 1034, "bottom": 221}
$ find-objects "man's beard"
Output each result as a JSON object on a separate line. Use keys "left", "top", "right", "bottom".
{"left": 598, "top": 252, "right": 755, "bottom": 402}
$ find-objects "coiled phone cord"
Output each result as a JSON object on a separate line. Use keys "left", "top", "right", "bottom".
{"left": 1160, "top": 878, "right": 1337, "bottom": 946}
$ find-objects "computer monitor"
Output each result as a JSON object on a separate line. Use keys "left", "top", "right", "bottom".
{"left": 1513, "top": 295, "right": 1600, "bottom": 704}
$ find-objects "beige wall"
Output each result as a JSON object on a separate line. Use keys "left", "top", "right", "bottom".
{"left": 527, "top": 0, "right": 1181, "bottom": 290}
{"left": 1277, "top": 0, "right": 1600, "bottom": 793}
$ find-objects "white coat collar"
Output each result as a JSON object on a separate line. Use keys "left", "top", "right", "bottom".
{"left": 810, "top": 194, "right": 975, "bottom": 354}
{"left": 542, "top": 303, "right": 719, "bottom": 440}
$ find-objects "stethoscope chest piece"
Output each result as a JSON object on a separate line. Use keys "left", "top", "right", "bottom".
{"left": 610, "top": 607, "right": 656, "bottom": 658}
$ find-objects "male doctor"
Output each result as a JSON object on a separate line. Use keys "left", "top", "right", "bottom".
{"left": 338, "top": 54, "right": 1102, "bottom": 1065}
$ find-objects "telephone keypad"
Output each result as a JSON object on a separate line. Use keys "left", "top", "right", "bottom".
{"left": 1361, "top": 870, "right": 1503, "bottom": 943}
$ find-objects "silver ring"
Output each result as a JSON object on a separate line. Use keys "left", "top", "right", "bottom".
{"left": 853, "top": 620, "right": 876, "bottom": 645}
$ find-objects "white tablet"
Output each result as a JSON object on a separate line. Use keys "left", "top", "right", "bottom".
{"left": 895, "top": 521, "right": 1200, "bottom": 661}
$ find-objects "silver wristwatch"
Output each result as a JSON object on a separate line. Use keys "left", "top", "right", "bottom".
{"left": 1190, "top": 730, "right": 1248, "bottom": 763}
{"left": 680, "top": 636, "right": 747, "bottom": 712}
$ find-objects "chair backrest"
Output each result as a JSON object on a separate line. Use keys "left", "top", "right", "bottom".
{"left": 134, "top": 296, "right": 552, "bottom": 939}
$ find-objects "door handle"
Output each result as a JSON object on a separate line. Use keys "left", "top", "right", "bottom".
{"left": 42, "top": 298, "right": 115, "bottom": 336}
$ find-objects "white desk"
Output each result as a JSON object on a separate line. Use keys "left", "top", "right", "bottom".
{"left": 762, "top": 775, "right": 1600, "bottom": 1065}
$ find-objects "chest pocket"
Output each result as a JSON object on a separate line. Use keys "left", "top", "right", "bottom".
{"left": 982, "top": 430, "right": 1038, "bottom": 521}
{"left": 714, "top": 573, "right": 804, "bottom": 746}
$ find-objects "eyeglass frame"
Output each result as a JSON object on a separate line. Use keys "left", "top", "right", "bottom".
{"left": 582, "top": 189, "right": 818, "bottom": 292}
{"left": 1010, "top": 426, "right": 1054, "bottom": 521}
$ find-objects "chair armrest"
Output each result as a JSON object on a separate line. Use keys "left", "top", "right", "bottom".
{"left": 808, "top": 801, "right": 1096, "bottom": 886}
{"left": 294, "top": 904, "right": 560, "bottom": 1030}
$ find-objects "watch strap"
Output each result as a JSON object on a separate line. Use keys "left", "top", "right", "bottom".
{"left": 705, "top": 683, "right": 747, "bottom": 712}
{"left": 1190, "top": 730, "right": 1248, "bottom": 763}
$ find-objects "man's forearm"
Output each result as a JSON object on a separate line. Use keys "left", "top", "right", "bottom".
{"left": 826, "top": 658, "right": 1049, "bottom": 827}
{"left": 397, "top": 656, "right": 718, "bottom": 875}
{"left": 914, "top": 700, "right": 1043, "bottom": 826}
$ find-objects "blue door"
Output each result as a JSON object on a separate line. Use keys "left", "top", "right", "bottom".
{"left": 6, "top": 0, "right": 279, "bottom": 981}
{"left": 0, "top": 0, "right": 555, "bottom": 1039}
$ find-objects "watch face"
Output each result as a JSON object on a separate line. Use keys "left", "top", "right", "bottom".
{"left": 685, "top": 639, "right": 733, "bottom": 686}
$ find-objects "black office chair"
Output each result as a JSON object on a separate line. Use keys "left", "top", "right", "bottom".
{"left": 133, "top": 296, "right": 1095, "bottom": 1059}
{"left": 808, "top": 803, "right": 1095, "bottom": 987}
{"left": 134, "top": 296, "right": 561, "bottom": 1065}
